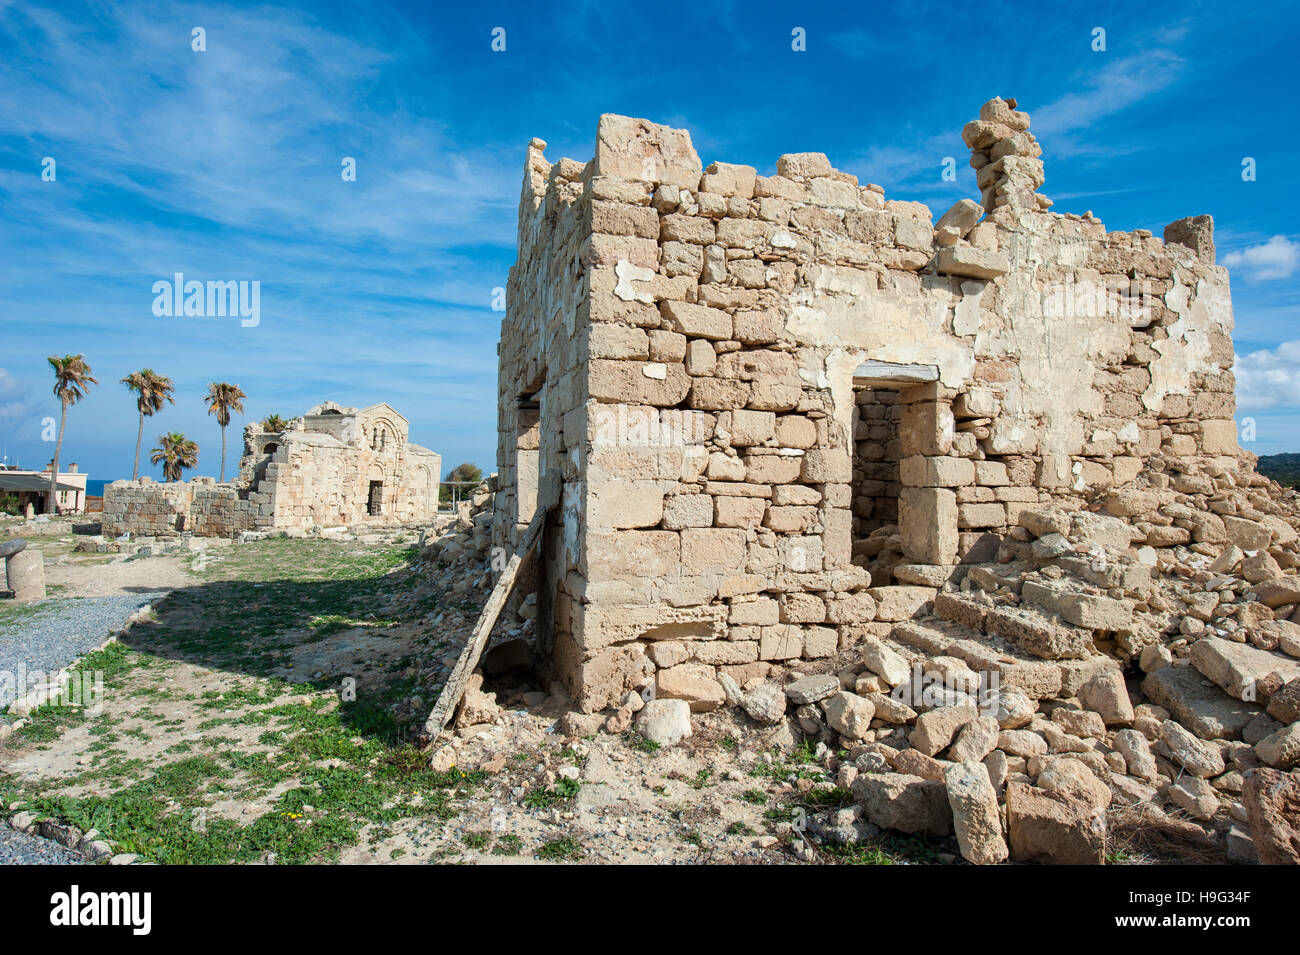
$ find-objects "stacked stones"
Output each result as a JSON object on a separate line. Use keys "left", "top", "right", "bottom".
{"left": 103, "top": 477, "right": 263, "bottom": 538}
{"left": 963, "top": 96, "right": 1049, "bottom": 217}
{"left": 101, "top": 479, "right": 196, "bottom": 537}
{"left": 852, "top": 387, "right": 902, "bottom": 549}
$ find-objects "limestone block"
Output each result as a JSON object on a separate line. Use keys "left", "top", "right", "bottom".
{"left": 775, "top": 152, "right": 833, "bottom": 180}
{"left": 900, "top": 455, "right": 975, "bottom": 488}
{"left": 899, "top": 487, "right": 958, "bottom": 564}
{"left": 934, "top": 246, "right": 1009, "bottom": 279}
{"left": 801, "top": 449, "right": 852, "bottom": 483}
{"left": 661, "top": 493, "right": 713, "bottom": 529}
{"left": 589, "top": 359, "right": 691, "bottom": 406}
{"left": 583, "top": 530, "right": 680, "bottom": 583}
{"left": 759, "top": 624, "right": 803, "bottom": 660}
{"left": 714, "top": 496, "right": 766, "bottom": 528}
{"left": 681, "top": 527, "right": 747, "bottom": 575}
{"left": 595, "top": 114, "right": 701, "bottom": 189}
{"left": 901, "top": 402, "right": 954, "bottom": 457}
{"left": 1200, "top": 419, "right": 1237, "bottom": 455}
{"left": 684, "top": 339, "right": 716, "bottom": 376}
{"left": 728, "top": 409, "right": 776, "bottom": 447}
{"left": 587, "top": 480, "right": 665, "bottom": 529}
{"left": 659, "top": 300, "right": 732, "bottom": 340}
{"left": 700, "top": 161, "right": 757, "bottom": 199}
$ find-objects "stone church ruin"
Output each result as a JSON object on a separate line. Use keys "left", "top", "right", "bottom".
{"left": 103, "top": 401, "right": 441, "bottom": 537}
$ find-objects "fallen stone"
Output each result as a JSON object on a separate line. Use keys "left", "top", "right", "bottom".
{"left": 859, "top": 635, "right": 911, "bottom": 686}
{"left": 852, "top": 772, "right": 953, "bottom": 837}
{"left": 1005, "top": 780, "right": 1106, "bottom": 865}
{"left": 1256, "top": 576, "right": 1300, "bottom": 609}
{"left": 784, "top": 674, "right": 839, "bottom": 705}
{"left": 1078, "top": 670, "right": 1135, "bottom": 725}
{"left": 1256, "top": 723, "right": 1300, "bottom": 769}
{"left": 1037, "top": 758, "right": 1111, "bottom": 809}
{"left": 1168, "top": 776, "right": 1219, "bottom": 821}
{"left": 1190, "top": 636, "right": 1300, "bottom": 702}
{"left": 892, "top": 748, "right": 946, "bottom": 781}
{"left": 910, "top": 705, "right": 978, "bottom": 756}
{"left": 1267, "top": 678, "right": 1300, "bottom": 724}
{"left": 1159, "top": 720, "right": 1226, "bottom": 777}
{"left": 1142, "top": 666, "right": 1264, "bottom": 740}
{"left": 948, "top": 715, "right": 1000, "bottom": 762}
{"left": 1242, "top": 767, "right": 1300, "bottom": 865}
{"left": 998, "top": 729, "right": 1048, "bottom": 758}
{"left": 1113, "top": 728, "right": 1158, "bottom": 781}
{"left": 740, "top": 681, "right": 787, "bottom": 724}
{"left": 991, "top": 686, "right": 1036, "bottom": 728}
{"left": 945, "top": 761, "right": 1008, "bottom": 864}
{"left": 635, "top": 698, "right": 693, "bottom": 746}
{"left": 823, "top": 691, "right": 876, "bottom": 740}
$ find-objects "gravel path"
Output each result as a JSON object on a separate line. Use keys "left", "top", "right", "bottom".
{"left": 0, "top": 824, "right": 86, "bottom": 864}
{"left": 0, "top": 592, "right": 164, "bottom": 708}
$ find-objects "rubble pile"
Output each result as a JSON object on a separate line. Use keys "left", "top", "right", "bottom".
{"left": 419, "top": 479, "right": 498, "bottom": 598}
{"left": 651, "top": 453, "right": 1300, "bottom": 864}
{"left": 417, "top": 478, "right": 543, "bottom": 737}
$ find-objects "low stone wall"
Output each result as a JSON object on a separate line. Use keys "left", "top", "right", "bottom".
{"left": 102, "top": 478, "right": 262, "bottom": 538}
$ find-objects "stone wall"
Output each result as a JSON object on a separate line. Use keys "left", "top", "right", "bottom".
{"left": 102, "top": 478, "right": 262, "bottom": 537}
{"left": 498, "top": 96, "right": 1237, "bottom": 712}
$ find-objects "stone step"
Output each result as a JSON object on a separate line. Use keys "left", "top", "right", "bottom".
{"left": 931, "top": 589, "right": 1096, "bottom": 661}
{"left": 1018, "top": 577, "right": 1135, "bottom": 631}
{"left": 1141, "top": 664, "right": 1264, "bottom": 741}
{"left": 891, "top": 616, "right": 1115, "bottom": 700}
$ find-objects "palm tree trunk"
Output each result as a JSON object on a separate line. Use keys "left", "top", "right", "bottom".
{"left": 219, "top": 424, "right": 227, "bottom": 482}
{"left": 133, "top": 410, "right": 144, "bottom": 480}
{"left": 47, "top": 400, "right": 68, "bottom": 514}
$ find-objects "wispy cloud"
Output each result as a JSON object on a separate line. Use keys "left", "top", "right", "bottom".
{"left": 1224, "top": 236, "right": 1299, "bottom": 281}
{"left": 1033, "top": 50, "right": 1184, "bottom": 157}
{"left": 0, "top": 367, "right": 41, "bottom": 431}
{"left": 1235, "top": 341, "right": 1300, "bottom": 410}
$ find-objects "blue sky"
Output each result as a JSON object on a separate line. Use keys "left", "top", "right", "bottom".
{"left": 1, "top": 0, "right": 1298, "bottom": 481}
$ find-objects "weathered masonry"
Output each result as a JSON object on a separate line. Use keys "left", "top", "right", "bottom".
{"left": 494, "top": 97, "right": 1236, "bottom": 713}
{"left": 104, "top": 401, "right": 441, "bottom": 537}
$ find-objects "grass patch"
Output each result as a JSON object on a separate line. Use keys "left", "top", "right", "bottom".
{"left": 536, "top": 836, "right": 583, "bottom": 861}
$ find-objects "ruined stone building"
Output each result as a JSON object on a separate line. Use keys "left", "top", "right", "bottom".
{"left": 104, "top": 401, "right": 441, "bottom": 536}
{"left": 494, "top": 97, "right": 1237, "bottom": 713}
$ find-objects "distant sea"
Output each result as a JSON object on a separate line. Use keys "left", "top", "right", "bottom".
{"left": 86, "top": 479, "right": 119, "bottom": 497}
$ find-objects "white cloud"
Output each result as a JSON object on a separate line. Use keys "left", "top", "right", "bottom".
{"left": 1033, "top": 51, "right": 1183, "bottom": 157}
{"left": 0, "top": 367, "right": 41, "bottom": 429}
{"left": 1234, "top": 341, "right": 1300, "bottom": 410}
{"left": 1223, "top": 236, "right": 1300, "bottom": 281}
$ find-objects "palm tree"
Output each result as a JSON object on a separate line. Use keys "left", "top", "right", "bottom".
{"left": 46, "top": 355, "right": 98, "bottom": 514}
{"left": 121, "top": 369, "right": 175, "bottom": 480}
{"left": 150, "top": 432, "right": 200, "bottom": 482}
{"left": 260, "top": 414, "right": 288, "bottom": 432}
{"left": 204, "top": 382, "right": 246, "bottom": 481}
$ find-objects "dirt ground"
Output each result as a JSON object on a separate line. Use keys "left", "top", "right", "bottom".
{"left": 3, "top": 526, "right": 924, "bottom": 865}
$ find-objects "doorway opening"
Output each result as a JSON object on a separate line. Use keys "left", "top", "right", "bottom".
{"left": 852, "top": 385, "right": 902, "bottom": 568}
{"left": 367, "top": 480, "right": 383, "bottom": 516}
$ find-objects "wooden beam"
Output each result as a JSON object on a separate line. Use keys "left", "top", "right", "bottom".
{"left": 422, "top": 505, "right": 551, "bottom": 745}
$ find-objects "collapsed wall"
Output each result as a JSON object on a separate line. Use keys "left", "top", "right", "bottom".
{"left": 496, "top": 97, "right": 1238, "bottom": 714}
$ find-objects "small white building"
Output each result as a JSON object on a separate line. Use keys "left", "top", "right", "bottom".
{"left": 0, "top": 463, "right": 88, "bottom": 515}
